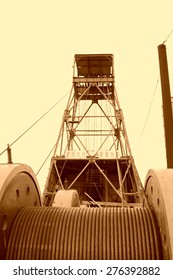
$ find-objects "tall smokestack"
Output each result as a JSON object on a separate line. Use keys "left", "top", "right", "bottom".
{"left": 158, "top": 44, "right": 173, "bottom": 168}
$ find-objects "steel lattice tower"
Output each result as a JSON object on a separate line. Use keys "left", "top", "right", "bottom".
{"left": 43, "top": 54, "right": 143, "bottom": 207}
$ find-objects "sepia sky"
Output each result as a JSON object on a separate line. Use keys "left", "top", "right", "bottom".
{"left": 1, "top": 0, "right": 173, "bottom": 192}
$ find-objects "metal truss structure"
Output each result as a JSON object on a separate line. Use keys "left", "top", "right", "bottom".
{"left": 43, "top": 54, "right": 143, "bottom": 207}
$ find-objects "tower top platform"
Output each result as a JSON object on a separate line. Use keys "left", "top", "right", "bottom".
{"left": 74, "top": 54, "right": 113, "bottom": 77}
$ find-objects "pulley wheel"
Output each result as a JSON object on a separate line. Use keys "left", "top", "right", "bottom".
{"left": 145, "top": 169, "right": 173, "bottom": 259}
{"left": 0, "top": 164, "right": 41, "bottom": 259}
{"left": 52, "top": 189, "right": 80, "bottom": 207}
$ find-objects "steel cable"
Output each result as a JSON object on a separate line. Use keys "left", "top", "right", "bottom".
{"left": 6, "top": 206, "right": 162, "bottom": 260}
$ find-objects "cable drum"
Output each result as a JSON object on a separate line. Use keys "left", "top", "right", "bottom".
{"left": 6, "top": 206, "right": 162, "bottom": 260}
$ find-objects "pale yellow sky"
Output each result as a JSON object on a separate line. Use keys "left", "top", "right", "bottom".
{"left": 1, "top": 0, "right": 173, "bottom": 191}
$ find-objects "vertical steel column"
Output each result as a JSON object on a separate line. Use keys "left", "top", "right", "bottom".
{"left": 7, "top": 144, "right": 12, "bottom": 164}
{"left": 158, "top": 44, "right": 173, "bottom": 168}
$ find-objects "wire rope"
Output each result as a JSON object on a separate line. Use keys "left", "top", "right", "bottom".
{"left": 36, "top": 143, "right": 56, "bottom": 176}
{"left": 162, "top": 29, "right": 173, "bottom": 44}
{"left": 0, "top": 90, "right": 70, "bottom": 157}
{"left": 136, "top": 29, "right": 173, "bottom": 149}
{"left": 137, "top": 77, "right": 159, "bottom": 148}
